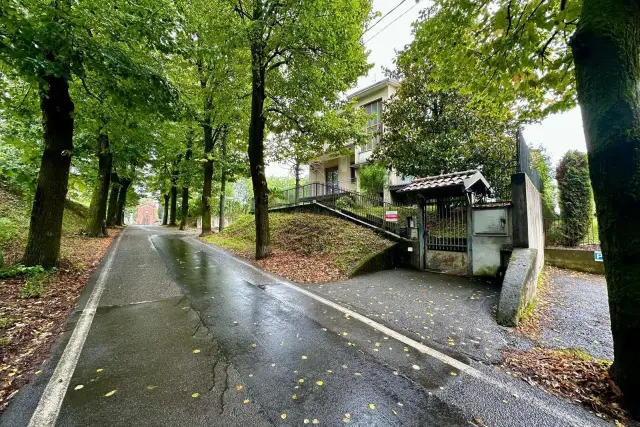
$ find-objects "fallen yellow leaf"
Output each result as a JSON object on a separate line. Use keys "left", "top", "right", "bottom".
{"left": 96, "top": 368, "right": 103, "bottom": 373}
{"left": 316, "top": 380, "right": 323, "bottom": 386}
{"left": 193, "top": 349, "right": 201, "bottom": 354}
{"left": 35, "top": 370, "right": 42, "bottom": 375}
{"left": 74, "top": 385, "right": 83, "bottom": 391}
{"left": 243, "top": 399, "right": 249, "bottom": 404}
{"left": 105, "top": 390, "right": 116, "bottom": 397}
{"left": 304, "top": 419, "right": 310, "bottom": 424}
{"left": 146, "top": 385, "right": 158, "bottom": 390}
{"left": 281, "top": 413, "right": 287, "bottom": 419}
{"left": 450, "top": 371, "right": 457, "bottom": 376}
{"left": 369, "top": 403, "right": 376, "bottom": 410}
{"left": 292, "top": 394, "right": 297, "bottom": 399}
{"left": 235, "top": 385, "right": 243, "bottom": 391}
{"left": 301, "top": 355, "right": 308, "bottom": 360}
{"left": 192, "top": 393, "right": 200, "bottom": 398}
{"left": 312, "top": 420, "right": 319, "bottom": 424}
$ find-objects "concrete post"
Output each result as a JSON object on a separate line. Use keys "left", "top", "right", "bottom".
{"left": 466, "top": 196, "right": 473, "bottom": 275}
{"left": 417, "top": 201, "right": 425, "bottom": 270}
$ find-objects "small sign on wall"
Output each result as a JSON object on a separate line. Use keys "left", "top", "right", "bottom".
{"left": 385, "top": 211, "right": 398, "bottom": 222}
{"left": 594, "top": 251, "right": 603, "bottom": 262}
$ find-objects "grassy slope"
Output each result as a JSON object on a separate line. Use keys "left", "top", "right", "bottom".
{"left": 204, "top": 212, "right": 394, "bottom": 274}
{"left": 0, "top": 184, "right": 89, "bottom": 265}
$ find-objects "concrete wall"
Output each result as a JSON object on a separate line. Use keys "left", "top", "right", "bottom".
{"left": 512, "top": 173, "right": 545, "bottom": 268}
{"left": 349, "top": 240, "right": 416, "bottom": 277}
{"left": 426, "top": 250, "right": 467, "bottom": 274}
{"left": 497, "top": 173, "right": 545, "bottom": 326}
{"left": 545, "top": 248, "right": 604, "bottom": 274}
{"left": 338, "top": 155, "right": 352, "bottom": 188}
{"left": 471, "top": 206, "right": 513, "bottom": 276}
{"left": 497, "top": 248, "right": 539, "bottom": 326}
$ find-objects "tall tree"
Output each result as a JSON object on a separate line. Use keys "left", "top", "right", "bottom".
{"left": 173, "top": 0, "right": 249, "bottom": 236}
{"left": 106, "top": 172, "right": 120, "bottom": 227}
{"left": 374, "top": 63, "right": 518, "bottom": 200}
{"left": 234, "top": 0, "right": 372, "bottom": 258}
{"left": 571, "top": 0, "right": 640, "bottom": 416}
{"left": 85, "top": 131, "right": 112, "bottom": 236}
{"left": 115, "top": 177, "right": 132, "bottom": 226}
{"left": 556, "top": 151, "right": 592, "bottom": 246}
{"left": 406, "top": 0, "right": 640, "bottom": 416}
{"left": 0, "top": 0, "right": 178, "bottom": 267}
{"left": 180, "top": 129, "right": 195, "bottom": 231}
{"left": 169, "top": 159, "right": 180, "bottom": 226}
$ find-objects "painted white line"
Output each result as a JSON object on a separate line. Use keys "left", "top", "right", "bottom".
{"left": 190, "top": 238, "right": 595, "bottom": 427}
{"left": 28, "top": 229, "right": 125, "bottom": 427}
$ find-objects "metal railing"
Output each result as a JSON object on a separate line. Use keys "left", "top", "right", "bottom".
{"left": 544, "top": 216, "right": 600, "bottom": 249}
{"left": 268, "top": 182, "right": 418, "bottom": 238}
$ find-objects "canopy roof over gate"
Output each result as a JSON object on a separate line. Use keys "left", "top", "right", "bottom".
{"left": 397, "top": 170, "right": 491, "bottom": 199}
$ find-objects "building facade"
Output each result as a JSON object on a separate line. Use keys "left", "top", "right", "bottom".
{"left": 135, "top": 200, "right": 158, "bottom": 225}
{"left": 308, "top": 78, "right": 413, "bottom": 203}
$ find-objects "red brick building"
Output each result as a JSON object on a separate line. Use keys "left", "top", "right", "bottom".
{"left": 135, "top": 200, "right": 158, "bottom": 225}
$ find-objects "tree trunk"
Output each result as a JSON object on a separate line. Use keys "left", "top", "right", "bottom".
{"left": 106, "top": 172, "right": 120, "bottom": 227}
{"left": 218, "top": 133, "right": 228, "bottom": 233}
{"left": 571, "top": 0, "right": 640, "bottom": 418}
{"left": 248, "top": 43, "right": 269, "bottom": 259}
{"left": 179, "top": 131, "right": 193, "bottom": 231}
{"left": 115, "top": 178, "right": 131, "bottom": 226}
{"left": 86, "top": 132, "right": 112, "bottom": 237}
{"left": 22, "top": 75, "right": 74, "bottom": 269}
{"left": 169, "top": 166, "right": 178, "bottom": 226}
{"left": 200, "top": 94, "right": 215, "bottom": 236}
{"left": 162, "top": 193, "right": 169, "bottom": 225}
{"left": 294, "top": 160, "right": 301, "bottom": 204}
{"left": 179, "top": 137, "right": 193, "bottom": 231}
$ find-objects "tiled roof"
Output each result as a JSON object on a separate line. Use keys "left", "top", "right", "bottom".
{"left": 398, "top": 170, "right": 488, "bottom": 193}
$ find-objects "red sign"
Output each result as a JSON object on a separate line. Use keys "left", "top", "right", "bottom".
{"left": 385, "top": 211, "right": 398, "bottom": 222}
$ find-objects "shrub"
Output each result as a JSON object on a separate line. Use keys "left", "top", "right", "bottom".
{"left": 556, "top": 151, "right": 592, "bottom": 246}
{"left": 0, "top": 264, "right": 45, "bottom": 278}
{"left": 0, "top": 217, "right": 20, "bottom": 244}
{"left": 358, "top": 164, "right": 387, "bottom": 196}
{"left": 19, "top": 271, "right": 47, "bottom": 298}
{"left": 531, "top": 147, "right": 557, "bottom": 220}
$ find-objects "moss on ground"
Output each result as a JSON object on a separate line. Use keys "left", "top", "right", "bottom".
{"left": 204, "top": 212, "right": 394, "bottom": 276}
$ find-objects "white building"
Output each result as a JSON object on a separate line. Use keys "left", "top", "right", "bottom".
{"left": 308, "top": 78, "right": 412, "bottom": 203}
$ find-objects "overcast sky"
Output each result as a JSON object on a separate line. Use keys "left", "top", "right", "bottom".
{"left": 266, "top": 0, "right": 587, "bottom": 178}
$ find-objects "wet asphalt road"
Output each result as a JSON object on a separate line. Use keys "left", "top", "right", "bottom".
{"left": 1, "top": 226, "right": 612, "bottom": 427}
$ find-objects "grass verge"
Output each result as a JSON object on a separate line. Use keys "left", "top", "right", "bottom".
{"left": 203, "top": 212, "right": 394, "bottom": 283}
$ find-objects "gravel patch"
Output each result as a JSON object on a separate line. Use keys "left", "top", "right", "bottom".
{"left": 539, "top": 268, "right": 613, "bottom": 361}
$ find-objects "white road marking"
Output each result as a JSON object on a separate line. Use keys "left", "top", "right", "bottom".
{"left": 191, "top": 238, "right": 596, "bottom": 427}
{"left": 28, "top": 229, "right": 125, "bottom": 427}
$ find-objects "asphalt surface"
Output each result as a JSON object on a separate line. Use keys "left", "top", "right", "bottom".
{"left": 305, "top": 269, "right": 532, "bottom": 364}
{"left": 539, "top": 268, "right": 613, "bottom": 361}
{"left": 1, "top": 226, "right": 614, "bottom": 427}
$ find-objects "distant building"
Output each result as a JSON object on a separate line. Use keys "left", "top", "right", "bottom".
{"left": 135, "top": 199, "right": 158, "bottom": 225}
{"left": 308, "top": 78, "right": 413, "bottom": 203}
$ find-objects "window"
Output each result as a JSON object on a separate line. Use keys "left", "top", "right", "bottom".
{"left": 361, "top": 99, "right": 382, "bottom": 152}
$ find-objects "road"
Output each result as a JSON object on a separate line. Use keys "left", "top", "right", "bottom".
{"left": 1, "top": 226, "right": 610, "bottom": 427}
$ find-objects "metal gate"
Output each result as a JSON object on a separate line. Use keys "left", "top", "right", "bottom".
{"left": 423, "top": 196, "right": 468, "bottom": 252}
